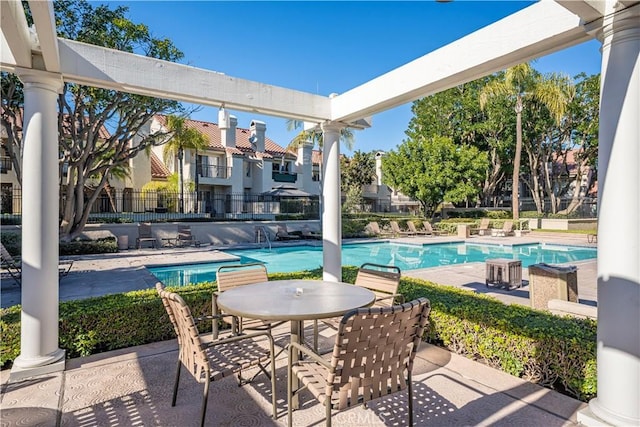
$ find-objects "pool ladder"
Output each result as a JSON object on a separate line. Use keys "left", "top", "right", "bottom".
{"left": 255, "top": 226, "right": 272, "bottom": 250}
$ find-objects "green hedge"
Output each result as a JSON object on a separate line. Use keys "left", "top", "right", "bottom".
{"left": 0, "top": 268, "right": 596, "bottom": 402}
{"left": 0, "top": 232, "right": 118, "bottom": 256}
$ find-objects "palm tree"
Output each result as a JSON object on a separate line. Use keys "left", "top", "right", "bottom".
{"left": 285, "top": 120, "right": 356, "bottom": 224}
{"left": 162, "top": 115, "right": 208, "bottom": 213}
{"left": 479, "top": 63, "right": 573, "bottom": 220}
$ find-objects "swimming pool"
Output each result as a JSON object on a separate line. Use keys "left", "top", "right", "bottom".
{"left": 149, "top": 242, "right": 597, "bottom": 287}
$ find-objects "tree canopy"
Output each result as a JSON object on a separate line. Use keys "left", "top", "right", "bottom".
{"left": 1, "top": 0, "right": 186, "bottom": 240}
{"left": 382, "top": 136, "right": 487, "bottom": 218}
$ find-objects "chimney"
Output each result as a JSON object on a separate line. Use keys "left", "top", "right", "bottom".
{"left": 250, "top": 120, "right": 266, "bottom": 152}
{"left": 220, "top": 109, "right": 237, "bottom": 148}
{"left": 375, "top": 151, "right": 385, "bottom": 186}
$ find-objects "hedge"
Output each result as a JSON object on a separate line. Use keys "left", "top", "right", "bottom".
{"left": 1, "top": 232, "right": 118, "bottom": 256}
{"left": 0, "top": 267, "right": 596, "bottom": 402}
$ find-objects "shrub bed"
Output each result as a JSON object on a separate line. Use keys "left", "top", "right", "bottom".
{"left": 0, "top": 232, "right": 118, "bottom": 256}
{"left": 0, "top": 268, "right": 596, "bottom": 402}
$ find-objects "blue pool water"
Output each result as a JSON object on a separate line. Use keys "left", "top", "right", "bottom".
{"left": 149, "top": 242, "right": 597, "bottom": 287}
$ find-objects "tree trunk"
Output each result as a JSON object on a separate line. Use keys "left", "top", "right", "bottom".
{"left": 512, "top": 99, "right": 523, "bottom": 220}
{"left": 178, "top": 147, "right": 184, "bottom": 213}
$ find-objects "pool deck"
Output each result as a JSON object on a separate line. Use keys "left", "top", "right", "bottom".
{"left": 1, "top": 230, "right": 598, "bottom": 309}
{"left": 0, "top": 232, "right": 596, "bottom": 426}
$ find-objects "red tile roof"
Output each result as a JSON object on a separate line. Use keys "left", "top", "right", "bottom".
{"left": 154, "top": 115, "right": 287, "bottom": 158}
{"left": 150, "top": 151, "right": 170, "bottom": 180}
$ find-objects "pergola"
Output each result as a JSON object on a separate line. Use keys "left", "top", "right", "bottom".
{"left": 1, "top": 1, "right": 638, "bottom": 425}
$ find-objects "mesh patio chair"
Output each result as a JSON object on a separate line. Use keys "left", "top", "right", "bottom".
{"left": 474, "top": 218, "right": 491, "bottom": 236}
{"left": 213, "top": 263, "right": 286, "bottom": 339}
{"left": 493, "top": 220, "right": 514, "bottom": 237}
{"left": 421, "top": 221, "right": 445, "bottom": 236}
{"left": 136, "top": 222, "right": 157, "bottom": 249}
{"left": 366, "top": 221, "right": 394, "bottom": 238}
{"left": 389, "top": 220, "right": 414, "bottom": 237}
{"left": 176, "top": 225, "right": 201, "bottom": 247}
{"left": 288, "top": 297, "right": 431, "bottom": 427}
{"left": 314, "top": 263, "right": 404, "bottom": 351}
{"left": 406, "top": 220, "right": 430, "bottom": 236}
{"left": 276, "top": 224, "right": 300, "bottom": 241}
{"left": 1, "top": 243, "right": 22, "bottom": 286}
{"left": 301, "top": 224, "right": 322, "bottom": 240}
{"left": 156, "top": 282, "right": 277, "bottom": 427}
{"left": 1, "top": 243, "right": 73, "bottom": 287}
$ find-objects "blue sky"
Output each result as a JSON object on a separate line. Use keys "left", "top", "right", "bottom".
{"left": 107, "top": 1, "right": 603, "bottom": 155}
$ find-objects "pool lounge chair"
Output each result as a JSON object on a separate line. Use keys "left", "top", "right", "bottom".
{"left": 492, "top": 220, "right": 514, "bottom": 237}
{"left": 1, "top": 243, "right": 73, "bottom": 286}
{"left": 300, "top": 225, "right": 322, "bottom": 240}
{"left": 390, "top": 220, "right": 415, "bottom": 237}
{"left": 366, "top": 221, "right": 394, "bottom": 238}
{"left": 421, "top": 221, "right": 445, "bottom": 236}
{"left": 407, "top": 220, "right": 430, "bottom": 236}
{"left": 276, "top": 224, "right": 301, "bottom": 241}
{"left": 475, "top": 218, "right": 491, "bottom": 236}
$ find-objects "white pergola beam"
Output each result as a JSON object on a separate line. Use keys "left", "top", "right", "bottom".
{"left": 57, "top": 39, "right": 332, "bottom": 123}
{"left": 28, "top": 0, "right": 60, "bottom": 72}
{"left": 556, "top": 1, "right": 608, "bottom": 23}
{"left": 330, "top": 1, "right": 592, "bottom": 123}
{"left": 0, "top": 0, "right": 32, "bottom": 68}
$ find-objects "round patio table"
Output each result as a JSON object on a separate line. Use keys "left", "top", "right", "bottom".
{"left": 217, "top": 279, "right": 375, "bottom": 409}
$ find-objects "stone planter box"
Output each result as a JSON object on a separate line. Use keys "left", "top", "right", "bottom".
{"left": 540, "top": 218, "right": 597, "bottom": 230}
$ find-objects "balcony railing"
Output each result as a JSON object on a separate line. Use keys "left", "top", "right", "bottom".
{"left": 272, "top": 171, "right": 298, "bottom": 183}
{"left": 1, "top": 157, "right": 12, "bottom": 173}
{"left": 198, "top": 165, "right": 231, "bottom": 179}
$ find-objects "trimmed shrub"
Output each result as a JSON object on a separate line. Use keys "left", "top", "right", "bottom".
{"left": 0, "top": 268, "right": 597, "bottom": 402}
{"left": 0, "top": 232, "right": 118, "bottom": 256}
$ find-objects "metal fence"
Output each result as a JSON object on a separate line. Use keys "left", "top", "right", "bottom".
{"left": 0, "top": 186, "right": 597, "bottom": 223}
{"left": 1, "top": 188, "right": 320, "bottom": 223}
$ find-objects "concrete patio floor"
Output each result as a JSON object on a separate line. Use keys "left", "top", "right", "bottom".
{"left": 1, "top": 231, "right": 596, "bottom": 426}
{"left": 1, "top": 323, "right": 587, "bottom": 427}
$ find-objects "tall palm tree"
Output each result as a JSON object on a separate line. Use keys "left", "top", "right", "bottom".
{"left": 162, "top": 115, "right": 208, "bottom": 213}
{"left": 479, "top": 63, "right": 573, "bottom": 220}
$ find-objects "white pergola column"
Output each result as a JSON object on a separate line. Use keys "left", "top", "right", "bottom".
{"left": 11, "top": 70, "right": 65, "bottom": 379}
{"left": 579, "top": 5, "right": 640, "bottom": 426}
{"left": 321, "top": 122, "right": 343, "bottom": 282}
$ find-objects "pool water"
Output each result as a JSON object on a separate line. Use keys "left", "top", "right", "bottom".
{"left": 149, "top": 242, "right": 597, "bottom": 287}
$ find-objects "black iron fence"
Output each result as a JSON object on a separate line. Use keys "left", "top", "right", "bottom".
{"left": 0, "top": 186, "right": 597, "bottom": 224}
{"left": 0, "top": 188, "right": 320, "bottom": 222}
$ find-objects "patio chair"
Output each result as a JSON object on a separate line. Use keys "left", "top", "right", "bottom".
{"left": 389, "top": 220, "right": 414, "bottom": 237}
{"left": 176, "top": 225, "right": 201, "bottom": 247}
{"left": 136, "top": 222, "right": 157, "bottom": 249}
{"left": 366, "top": 221, "right": 394, "bottom": 238}
{"left": 493, "top": 220, "right": 514, "bottom": 237}
{"left": 406, "top": 220, "right": 430, "bottom": 236}
{"left": 213, "top": 263, "right": 285, "bottom": 339}
{"left": 288, "top": 297, "right": 431, "bottom": 427}
{"left": 315, "top": 263, "right": 404, "bottom": 351}
{"left": 1, "top": 243, "right": 22, "bottom": 285}
{"left": 421, "top": 221, "right": 443, "bottom": 236}
{"left": 276, "top": 224, "right": 300, "bottom": 241}
{"left": 300, "top": 224, "right": 322, "bottom": 240}
{"left": 1, "top": 243, "right": 73, "bottom": 287}
{"left": 475, "top": 218, "right": 491, "bottom": 236}
{"left": 156, "top": 283, "right": 277, "bottom": 427}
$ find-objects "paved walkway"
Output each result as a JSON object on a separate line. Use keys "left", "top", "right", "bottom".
{"left": 0, "top": 232, "right": 596, "bottom": 426}
{"left": 1, "top": 326, "right": 587, "bottom": 426}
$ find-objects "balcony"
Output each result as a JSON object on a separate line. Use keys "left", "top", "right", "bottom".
{"left": 198, "top": 164, "right": 231, "bottom": 179}
{"left": 0, "top": 157, "right": 12, "bottom": 173}
{"left": 272, "top": 171, "right": 298, "bottom": 183}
